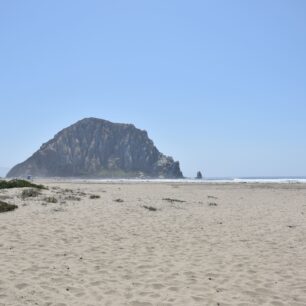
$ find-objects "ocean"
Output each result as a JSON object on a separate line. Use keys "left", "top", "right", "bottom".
{"left": 59, "top": 177, "right": 306, "bottom": 184}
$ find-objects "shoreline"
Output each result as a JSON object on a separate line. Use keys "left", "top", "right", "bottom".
{"left": 8, "top": 177, "right": 306, "bottom": 185}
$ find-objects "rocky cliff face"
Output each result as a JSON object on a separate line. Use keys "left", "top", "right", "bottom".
{"left": 7, "top": 118, "right": 183, "bottom": 178}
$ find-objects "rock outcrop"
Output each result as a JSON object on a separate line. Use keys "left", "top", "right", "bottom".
{"left": 7, "top": 118, "right": 183, "bottom": 178}
{"left": 196, "top": 171, "right": 203, "bottom": 179}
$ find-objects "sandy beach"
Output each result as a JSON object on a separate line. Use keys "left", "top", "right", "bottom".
{"left": 1, "top": 181, "right": 306, "bottom": 306}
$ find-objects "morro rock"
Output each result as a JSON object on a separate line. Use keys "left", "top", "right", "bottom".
{"left": 7, "top": 118, "right": 183, "bottom": 179}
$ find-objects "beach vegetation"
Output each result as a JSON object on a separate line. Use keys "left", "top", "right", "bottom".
{"left": 207, "top": 195, "right": 218, "bottom": 199}
{"left": 143, "top": 205, "right": 157, "bottom": 211}
{"left": 208, "top": 202, "right": 218, "bottom": 206}
{"left": 0, "top": 195, "right": 11, "bottom": 200}
{"left": 0, "top": 200, "right": 18, "bottom": 213}
{"left": 0, "top": 179, "right": 46, "bottom": 190}
{"left": 89, "top": 194, "right": 100, "bottom": 199}
{"left": 21, "top": 188, "right": 41, "bottom": 199}
{"left": 65, "top": 195, "right": 81, "bottom": 201}
{"left": 114, "top": 198, "right": 124, "bottom": 203}
{"left": 163, "top": 198, "right": 186, "bottom": 203}
{"left": 44, "top": 196, "right": 58, "bottom": 203}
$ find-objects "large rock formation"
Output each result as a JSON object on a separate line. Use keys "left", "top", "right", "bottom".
{"left": 7, "top": 118, "right": 183, "bottom": 178}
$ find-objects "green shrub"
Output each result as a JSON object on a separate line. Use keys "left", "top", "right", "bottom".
{"left": 0, "top": 200, "right": 18, "bottom": 213}
{"left": 0, "top": 179, "right": 46, "bottom": 190}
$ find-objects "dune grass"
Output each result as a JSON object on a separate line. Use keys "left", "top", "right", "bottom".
{"left": 21, "top": 188, "right": 41, "bottom": 199}
{"left": 208, "top": 202, "right": 218, "bottom": 206}
{"left": 44, "top": 196, "right": 58, "bottom": 203}
{"left": 143, "top": 205, "right": 157, "bottom": 211}
{"left": 89, "top": 194, "right": 100, "bottom": 199}
{"left": 0, "top": 200, "right": 18, "bottom": 213}
{"left": 114, "top": 198, "right": 124, "bottom": 203}
{"left": 162, "top": 198, "right": 186, "bottom": 203}
{"left": 0, "top": 179, "right": 46, "bottom": 190}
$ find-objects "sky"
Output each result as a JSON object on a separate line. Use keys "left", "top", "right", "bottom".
{"left": 0, "top": 0, "right": 306, "bottom": 178}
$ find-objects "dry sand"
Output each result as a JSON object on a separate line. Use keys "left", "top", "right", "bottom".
{"left": 0, "top": 181, "right": 306, "bottom": 306}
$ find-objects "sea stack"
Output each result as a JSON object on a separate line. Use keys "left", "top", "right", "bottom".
{"left": 196, "top": 171, "right": 203, "bottom": 179}
{"left": 7, "top": 118, "right": 183, "bottom": 179}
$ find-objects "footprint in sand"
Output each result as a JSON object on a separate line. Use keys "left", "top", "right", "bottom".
{"left": 151, "top": 283, "right": 164, "bottom": 290}
{"left": 192, "top": 296, "right": 205, "bottom": 302}
{"left": 167, "top": 286, "right": 179, "bottom": 292}
{"left": 15, "top": 283, "right": 29, "bottom": 290}
{"left": 130, "top": 302, "right": 153, "bottom": 306}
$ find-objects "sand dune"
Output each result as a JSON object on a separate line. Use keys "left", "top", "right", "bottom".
{"left": 0, "top": 182, "right": 306, "bottom": 305}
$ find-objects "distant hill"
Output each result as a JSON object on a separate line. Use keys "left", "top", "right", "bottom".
{"left": 7, "top": 118, "right": 183, "bottom": 179}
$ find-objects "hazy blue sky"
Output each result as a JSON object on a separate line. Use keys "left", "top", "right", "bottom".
{"left": 0, "top": 0, "right": 306, "bottom": 178}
